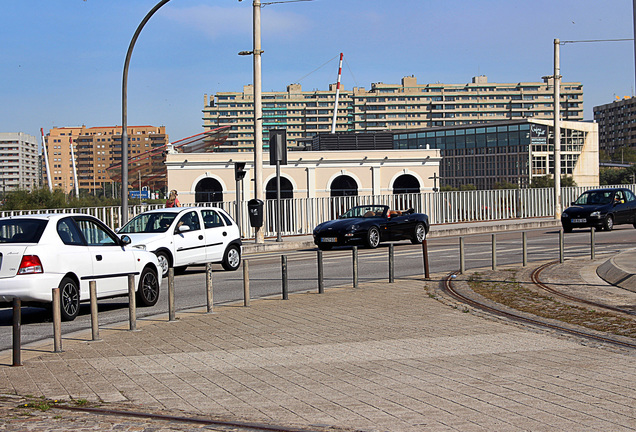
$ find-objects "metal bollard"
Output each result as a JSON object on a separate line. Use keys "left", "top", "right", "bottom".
{"left": 281, "top": 255, "right": 288, "bottom": 300}
{"left": 590, "top": 227, "right": 596, "bottom": 260}
{"left": 89, "top": 281, "right": 100, "bottom": 341}
{"left": 559, "top": 229, "right": 564, "bottom": 263}
{"left": 206, "top": 263, "right": 213, "bottom": 313}
{"left": 522, "top": 231, "right": 527, "bottom": 267}
{"left": 317, "top": 250, "right": 324, "bottom": 294}
{"left": 52, "top": 288, "right": 62, "bottom": 352}
{"left": 389, "top": 243, "right": 395, "bottom": 283}
{"left": 168, "top": 268, "right": 175, "bottom": 321}
{"left": 422, "top": 239, "right": 430, "bottom": 279}
{"left": 128, "top": 274, "right": 137, "bottom": 331}
{"left": 459, "top": 237, "right": 465, "bottom": 274}
{"left": 12, "top": 298, "right": 21, "bottom": 367}
{"left": 352, "top": 246, "right": 359, "bottom": 288}
{"left": 243, "top": 259, "right": 250, "bottom": 306}
{"left": 491, "top": 234, "right": 497, "bottom": 271}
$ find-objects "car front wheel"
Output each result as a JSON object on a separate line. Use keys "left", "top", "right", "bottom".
{"left": 222, "top": 244, "right": 241, "bottom": 271}
{"left": 137, "top": 267, "right": 159, "bottom": 307}
{"left": 59, "top": 277, "right": 80, "bottom": 321}
{"left": 603, "top": 215, "right": 614, "bottom": 231}
{"left": 155, "top": 251, "right": 170, "bottom": 278}
{"left": 366, "top": 226, "right": 381, "bottom": 248}
{"left": 411, "top": 222, "right": 427, "bottom": 244}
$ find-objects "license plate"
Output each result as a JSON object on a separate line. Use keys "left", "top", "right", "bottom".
{"left": 321, "top": 237, "right": 337, "bottom": 243}
{"left": 571, "top": 218, "right": 586, "bottom": 223}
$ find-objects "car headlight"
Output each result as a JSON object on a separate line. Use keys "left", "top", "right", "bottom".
{"left": 562, "top": 212, "right": 568, "bottom": 218}
{"left": 590, "top": 211, "right": 601, "bottom": 218}
{"left": 133, "top": 244, "right": 147, "bottom": 250}
{"left": 344, "top": 224, "right": 360, "bottom": 237}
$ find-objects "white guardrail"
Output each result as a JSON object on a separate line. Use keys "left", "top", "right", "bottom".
{"left": 2, "top": 184, "right": 634, "bottom": 239}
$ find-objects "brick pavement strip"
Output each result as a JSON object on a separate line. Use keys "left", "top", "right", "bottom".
{"left": 0, "top": 275, "right": 635, "bottom": 432}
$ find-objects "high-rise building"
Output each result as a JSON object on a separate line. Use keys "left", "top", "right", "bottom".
{"left": 203, "top": 75, "right": 584, "bottom": 151}
{"left": 593, "top": 96, "right": 636, "bottom": 156}
{"left": 0, "top": 132, "right": 40, "bottom": 192}
{"left": 44, "top": 125, "right": 168, "bottom": 195}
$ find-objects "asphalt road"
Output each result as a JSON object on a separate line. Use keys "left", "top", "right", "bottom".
{"left": 1, "top": 225, "right": 635, "bottom": 351}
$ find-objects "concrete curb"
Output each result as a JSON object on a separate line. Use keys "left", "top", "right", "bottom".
{"left": 427, "top": 219, "right": 562, "bottom": 238}
{"left": 596, "top": 247, "right": 636, "bottom": 293}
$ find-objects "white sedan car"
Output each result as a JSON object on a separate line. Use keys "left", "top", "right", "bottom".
{"left": 0, "top": 214, "right": 162, "bottom": 321}
{"left": 117, "top": 207, "right": 242, "bottom": 277}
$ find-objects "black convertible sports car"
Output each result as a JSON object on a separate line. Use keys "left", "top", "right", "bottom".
{"left": 313, "top": 204, "right": 430, "bottom": 250}
{"left": 561, "top": 187, "right": 636, "bottom": 232}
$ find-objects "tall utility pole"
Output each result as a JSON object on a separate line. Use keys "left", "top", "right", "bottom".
{"left": 553, "top": 38, "right": 562, "bottom": 220}
{"left": 252, "top": 0, "right": 265, "bottom": 244}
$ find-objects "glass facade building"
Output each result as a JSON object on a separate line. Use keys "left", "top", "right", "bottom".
{"left": 393, "top": 119, "right": 592, "bottom": 189}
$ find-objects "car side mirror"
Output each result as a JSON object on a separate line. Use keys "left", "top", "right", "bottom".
{"left": 120, "top": 235, "right": 131, "bottom": 246}
{"left": 177, "top": 225, "right": 191, "bottom": 233}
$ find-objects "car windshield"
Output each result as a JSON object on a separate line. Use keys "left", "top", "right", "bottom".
{"left": 340, "top": 206, "right": 387, "bottom": 219}
{"left": 0, "top": 219, "right": 48, "bottom": 243}
{"left": 574, "top": 191, "right": 614, "bottom": 206}
{"left": 119, "top": 212, "right": 177, "bottom": 233}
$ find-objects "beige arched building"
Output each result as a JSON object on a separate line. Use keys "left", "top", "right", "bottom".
{"left": 165, "top": 149, "right": 441, "bottom": 205}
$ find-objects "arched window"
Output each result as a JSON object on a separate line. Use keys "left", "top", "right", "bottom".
{"left": 330, "top": 175, "right": 358, "bottom": 197}
{"left": 393, "top": 174, "right": 420, "bottom": 194}
{"left": 265, "top": 177, "right": 294, "bottom": 199}
{"left": 195, "top": 178, "right": 223, "bottom": 203}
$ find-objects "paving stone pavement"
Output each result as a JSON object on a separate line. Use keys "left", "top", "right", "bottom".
{"left": 0, "top": 258, "right": 635, "bottom": 431}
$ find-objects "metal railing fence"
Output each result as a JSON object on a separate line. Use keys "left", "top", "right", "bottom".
{"left": 2, "top": 184, "right": 634, "bottom": 239}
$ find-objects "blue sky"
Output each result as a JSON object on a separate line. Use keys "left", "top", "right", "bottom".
{"left": 1, "top": 0, "right": 634, "bottom": 144}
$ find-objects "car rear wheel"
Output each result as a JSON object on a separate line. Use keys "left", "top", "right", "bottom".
{"left": 59, "top": 277, "right": 80, "bottom": 322}
{"left": 317, "top": 244, "right": 333, "bottom": 251}
{"left": 603, "top": 215, "right": 614, "bottom": 231}
{"left": 366, "top": 226, "right": 380, "bottom": 248}
{"left": 137, "top": 267, "right": 159, "bottom": 307}
{"left": 411, "top": 222, "right": 427, "bottom": 244}
{"left": 222, "top": 244, "right": 241, "bottom": 271}
{"left": 155, "top": 251, "right": 170, "bottom": 278}
{"left": 562, "top": 224, "right": 572, "bottom": 233}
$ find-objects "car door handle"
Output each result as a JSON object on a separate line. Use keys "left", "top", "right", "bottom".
{"left": 223, "top": 231, "right": 227, "bottom": 236}
{"left": 96, "top": 255, "right": 103, "bottom": 261}
{"left": 198, "top": 235, "right": 203, "bottom": 240}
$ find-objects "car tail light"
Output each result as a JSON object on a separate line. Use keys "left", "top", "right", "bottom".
{"left": 18, "top": 255, "right": 43, "bottom": 275}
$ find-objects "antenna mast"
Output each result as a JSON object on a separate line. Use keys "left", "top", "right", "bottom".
{"left": 40, "top": 128, "right": 53, "bottom": 191}
{"left": 69, "top": 137, "right": 79, "bottom": 197}
{"left": 330, "top": 53, "right": 343, "bottom": 134}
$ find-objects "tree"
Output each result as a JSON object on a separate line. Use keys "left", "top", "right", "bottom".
{"left": 611, "top": 146, "right": 636, "bottom": 163}
{"left": 493, "top": 181, "right": 519, "bottom": 190}
{"left": 530, "top": 175, "right": 576, "bottom": 188}
{"left": 600, "top": 166, "right": 636, "bottom": 185}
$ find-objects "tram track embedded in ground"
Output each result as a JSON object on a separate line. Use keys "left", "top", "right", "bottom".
{"left": 441, "top": 266, "right": 636, "bottom": 350}
{"left": 531, "top": 261, "right": 636, "bottom": 317}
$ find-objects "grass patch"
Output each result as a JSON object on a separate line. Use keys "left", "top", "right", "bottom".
{"left": 468, "top": 271, "right": 636, "bottom": 338}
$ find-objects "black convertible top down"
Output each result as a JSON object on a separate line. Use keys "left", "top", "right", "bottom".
{"left": 313, "top": 205, "right": 430, "bottom": 250}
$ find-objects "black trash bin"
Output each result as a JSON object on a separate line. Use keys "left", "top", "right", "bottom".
{"left": 247, "top": 199, "right": 264, "bottom": 228}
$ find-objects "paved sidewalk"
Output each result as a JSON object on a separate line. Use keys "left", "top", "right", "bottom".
{"left": 1, "top": 254, "right": 635, "bottom": 431}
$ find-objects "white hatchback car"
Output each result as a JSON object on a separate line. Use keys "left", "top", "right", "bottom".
{"left": 0, "top": 214, "right": 162, "bottom": 321}
{"left": 117, "top": 207, "right": 242, "bottom": 277}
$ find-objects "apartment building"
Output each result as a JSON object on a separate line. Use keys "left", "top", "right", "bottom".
{"left": 45, "top": 125, "right": 168, "bottom": 195}
{"left": 593, "top": 96, "right": 636, "bottom": 155}
{"left": 0, "top": 132, "right": 40, "bottom": 192}
{"left": 202, "top": 75, "right": 584, "bottom": 151}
